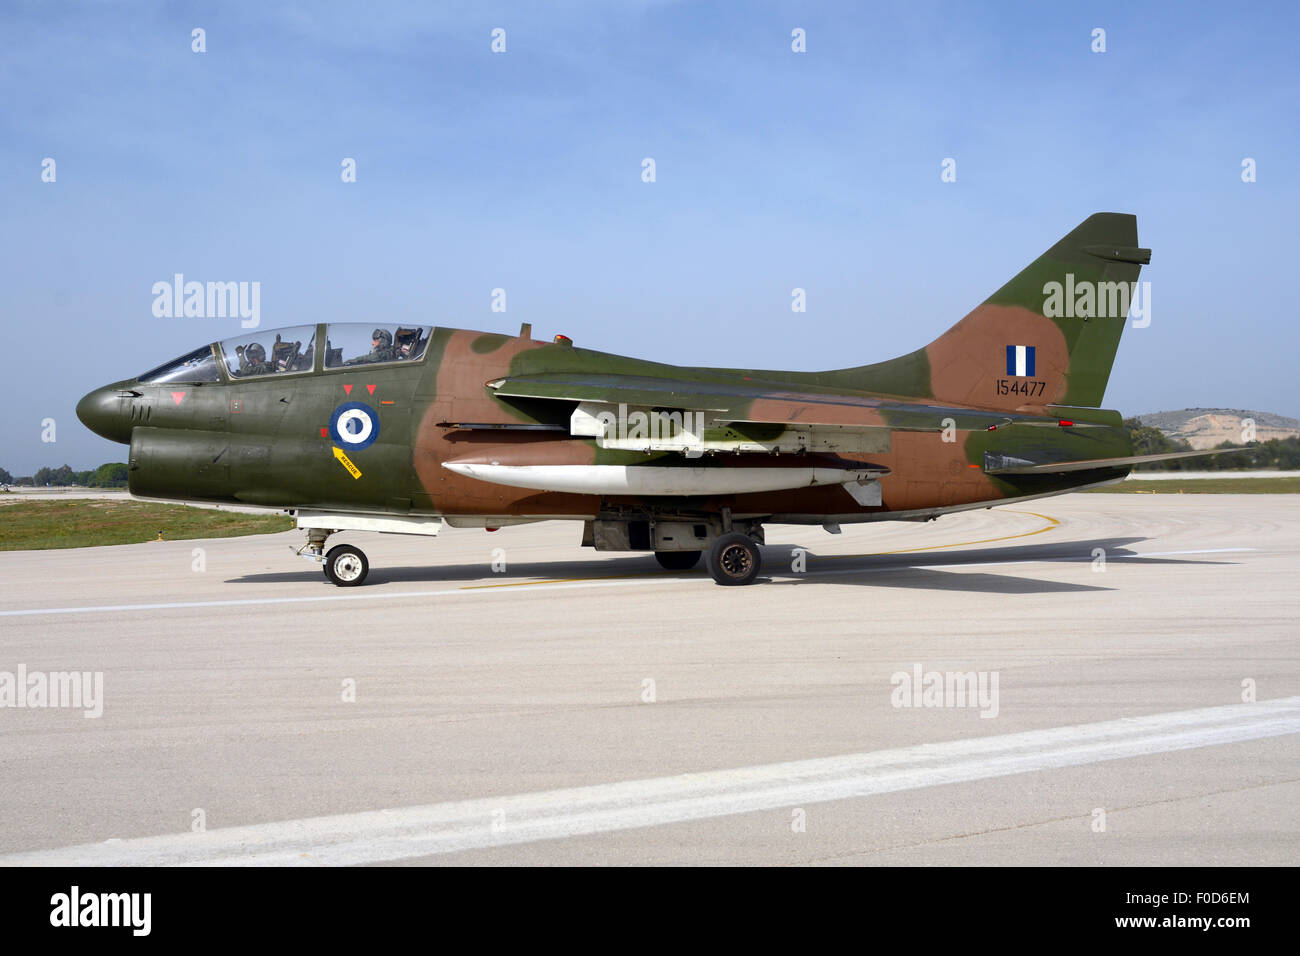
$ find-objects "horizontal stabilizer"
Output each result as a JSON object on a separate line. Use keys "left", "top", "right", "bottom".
{"left": 984, "top": 447, "right": 1252, "bottom": 475}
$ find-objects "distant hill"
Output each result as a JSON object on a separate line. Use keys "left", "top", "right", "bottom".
{"left": 1136, "top": 408, "right": 1300, "bottom": 449}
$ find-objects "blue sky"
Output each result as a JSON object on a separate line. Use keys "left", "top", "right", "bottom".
{"left": 2, "top": 0, "right": 1297, "bottom": 473}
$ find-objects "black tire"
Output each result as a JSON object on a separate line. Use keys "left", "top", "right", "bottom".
{"left": 655, "top": 550, "right": 702, "bottom": 571}
{"left": 324, "top": 544, "right": 369, "bottom": 587}
{"left": 706, "top": 532, "right": 761, "bottom": 586}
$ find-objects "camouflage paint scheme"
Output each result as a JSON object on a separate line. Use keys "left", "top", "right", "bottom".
{"left": 78, "top": 214, "right": 1150, "bottom": 528}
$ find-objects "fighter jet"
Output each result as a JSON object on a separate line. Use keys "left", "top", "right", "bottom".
{"left": 77, "top": 214, "right": 1233, "bottom": 586}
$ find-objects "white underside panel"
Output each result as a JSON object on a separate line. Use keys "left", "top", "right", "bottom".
{"left": 295, "top": 511, "right": 444, "bottom": 536}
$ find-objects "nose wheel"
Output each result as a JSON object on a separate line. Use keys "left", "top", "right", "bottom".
{"left": 295, "top": 528, "right": 372, "bottom": 586}
{"left": 324, "top": 544, "right": 369, "bottom": 587}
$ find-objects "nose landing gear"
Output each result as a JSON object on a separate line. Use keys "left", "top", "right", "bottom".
{"left": 295, "top": 528, "right": 370, "bottom": 587}
{"left": 323, "top": 544, "right": 369, "bottom": 587}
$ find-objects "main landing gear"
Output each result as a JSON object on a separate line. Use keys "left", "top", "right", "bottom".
{"left": 297, "top": 528, "right": 370, "bottom": 587}
{"left": 654, "top": 550, "right": 702, "bottom": 571}
{"left": 634, "top": 513, "right": 765, "bottom": 585}
{"left": 705, "top": 532, "right": 762, "bottom": 586}
{"left": 656, "top": 540, "right": 761, "bottom": 585}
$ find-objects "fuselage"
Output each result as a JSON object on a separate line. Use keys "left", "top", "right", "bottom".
{"left": 77, "top": 323, "right": 1132, "bottom": 525}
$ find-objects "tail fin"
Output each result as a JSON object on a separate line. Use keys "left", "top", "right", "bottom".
{"left": 833, "top": 213, "right": 1150, "bottom": 410}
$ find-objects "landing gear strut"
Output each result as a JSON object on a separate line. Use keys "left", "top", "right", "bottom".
{"left": 706, "top": 532, "right": 762, "bottom": 586}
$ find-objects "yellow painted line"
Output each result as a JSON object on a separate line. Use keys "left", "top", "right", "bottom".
{"left": 818, "top": 509, "right": 1060, "bottom": 560}
{"left": 455, "top": 509, "right": 1061, "bottom": 590}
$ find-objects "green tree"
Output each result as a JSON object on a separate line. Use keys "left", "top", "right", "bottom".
{"left": 33, "top": 464, "right": 76, "bottom": 486}
{"left": 1123, "top": 418, "right": 1191, "bottom": 470}
{"left": 89, "top": 463, "right": 129, "bottom": 488}
{"left": 0, "top": 466, "right": 12, "bottom": 485}
{"left": 1121, "top": 418, "right": 1294, "bottom": 471}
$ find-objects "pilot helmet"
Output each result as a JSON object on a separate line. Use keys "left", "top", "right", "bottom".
{"left": 372, "top": 328, "right": 392, "bottom": 348}
{"left": 245, "top": 342, "right": 266, "bottom": 362}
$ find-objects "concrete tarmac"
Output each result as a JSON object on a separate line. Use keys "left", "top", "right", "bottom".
{"left": 0, "top": 494, "right": 1296, "bottom": 865}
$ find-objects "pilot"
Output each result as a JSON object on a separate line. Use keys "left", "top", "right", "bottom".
{"left": 344, "top": 328, "right": 397, "bottom": 365}
{"left": 236, "top": 342, "right": 273, "bottom": 376}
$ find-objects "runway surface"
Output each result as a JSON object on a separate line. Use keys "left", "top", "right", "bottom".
{"left": 0, "top": 494, "right": 1296, "bottom": 865}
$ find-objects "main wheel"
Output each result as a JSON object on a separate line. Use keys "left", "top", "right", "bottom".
{"left": 706, "top": 533, "right": 761, "bottom": 586}
{"left": 324, "top": 544, "right": 369, "bottom": 587}
{"left": 655, "top": 550, "right": 702, "bottom": 571}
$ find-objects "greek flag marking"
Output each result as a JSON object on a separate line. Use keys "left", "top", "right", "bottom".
{"left": 1005, "top": 345, "right": 1036, "bottom": 377}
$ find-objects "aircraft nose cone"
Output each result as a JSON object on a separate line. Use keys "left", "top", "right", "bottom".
{"left": 76, "top": 383, "right": 135, "bottom": 444}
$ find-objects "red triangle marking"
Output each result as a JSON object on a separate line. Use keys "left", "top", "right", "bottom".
{"left": 366, "top": 384, "right": 376, "bottom": 395}
{"left": 343, "top": 384, "right": 353, "bottom": 395}
{"left": 171, "top": 391, "right": 186, "bottom": 405}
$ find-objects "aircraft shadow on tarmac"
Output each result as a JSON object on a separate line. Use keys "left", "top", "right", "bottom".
{"left": 759, "top": 536, "right": 1240, "bottom": 594}
{"left": 227, "top": 535, "right": 1242, "bottom": 595}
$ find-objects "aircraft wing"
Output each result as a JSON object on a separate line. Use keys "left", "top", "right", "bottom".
{"left": 983, "top": 447, "right": 1251, "bottom": 474}
{"left": 487, "top": 373, "right": 738, "bottom": 411}
{"left": 483, "top": 373, "right": 1104, "bottom": 457}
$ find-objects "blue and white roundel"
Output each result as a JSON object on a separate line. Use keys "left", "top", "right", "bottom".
{"left": 329, "top": 402, "right": 381, "bottom": 451}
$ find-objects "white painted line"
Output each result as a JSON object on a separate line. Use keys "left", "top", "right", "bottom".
{"left": 1123, "top": 548, "right": 1254, "bottom": 558}
{"left": 1127, "top": 470, "right": 1300, "bottom": 480}
{"left": 3, "top": 697, "right": 1296, "bottom": 867}
{"left": 0, "top": 548, "right": 1255, "bottom": 618}
{"left": 0, "top": 576, "right": 671, "bottom": 618}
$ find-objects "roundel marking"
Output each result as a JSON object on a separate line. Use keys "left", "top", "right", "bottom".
{"left": 329, "top": 402, "right": 381, "bottom": 451}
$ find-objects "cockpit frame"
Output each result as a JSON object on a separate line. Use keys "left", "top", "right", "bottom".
{"left": 138, "top": 323, "right": 436, "bottom": 385}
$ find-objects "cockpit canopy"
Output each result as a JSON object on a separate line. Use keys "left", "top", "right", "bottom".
{"left": 138, "top": 324, "right": 433, "bottom": 383}
{"left": 223, "top": 324, "right": 317, "bottom": 378}
{"left": 138, "top": 345, "right": 222, "bottom": 384}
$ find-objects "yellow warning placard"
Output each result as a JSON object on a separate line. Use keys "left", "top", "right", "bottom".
{"left": 333, "top": 446, "right": 362, "bottom": 479}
